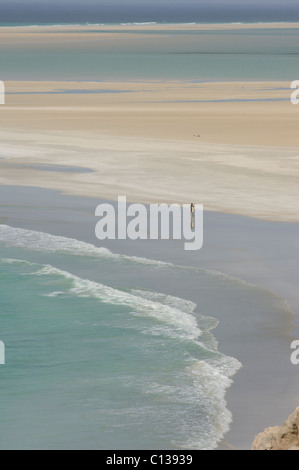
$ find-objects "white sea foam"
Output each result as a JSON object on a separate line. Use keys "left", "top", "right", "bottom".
{"left": 0, "top": 224, "right": 170, "bottom": 267}
{"left": 184, "top": 356, "right": 242, "bottom": 449}
{"left": 130, "top": 289, "right": 197, "bottom": 315}
{"left": 0, "top": 225, "right": 264, "bottom": 286}
{"left": 131, "top": 288, "right": 219, "bottom": 341}
{"left": 0, "top": 252, "right": 203, "bottom": 341}
{"left": 144, "top": 355, "right": 241, "bottom": 450}
{"left": 0, "top": 257, "right": 36, "bottom": 266}
{"left": 30, "top": 262, "right": 226, "bottom": 347}
{"left": 37, "top": 266, "right": 242, "bottom": 376}
{"left": 37, "top": 263, "right": 241, "bottom": 449}
{"left": 121, "top": 22, "right": 158, "bottom": 26}
{"left": 0, "top": 224, "right": 272, "bottom": 310}
{"left": 35, "top": 264, "right": 202, "bottom": 341}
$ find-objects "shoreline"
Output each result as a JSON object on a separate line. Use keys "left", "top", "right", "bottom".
{"left": 0, "top": 129, "right": 298, "bottom": 223}
{"left": 1, "top": 22, "right": 299, "bottom": 31}
{"left": 1, "top": 184, "right": 298, "bottom": 449}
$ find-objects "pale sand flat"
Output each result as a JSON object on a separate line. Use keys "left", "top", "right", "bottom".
{"left": 0, "top": 80, "right": 298, "bottom": 222}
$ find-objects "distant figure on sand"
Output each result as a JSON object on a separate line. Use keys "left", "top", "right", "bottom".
{"left": 190, "top": 203, "right": 195, "bottom": 229}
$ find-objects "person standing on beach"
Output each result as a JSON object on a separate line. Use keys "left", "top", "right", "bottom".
{"left": 190, "top": 203, "right": 195, "bottom": 229}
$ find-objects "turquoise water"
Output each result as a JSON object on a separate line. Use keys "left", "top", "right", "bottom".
{"left": 0, "top": 224, "right": 292, "bottom": 449}
{"left": 1, "top": 27, "right": 299, "bottom": 81}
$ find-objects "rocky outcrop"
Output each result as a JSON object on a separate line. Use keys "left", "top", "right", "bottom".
{"left": 252, "top": 407, "right": 299, "bottom": 450}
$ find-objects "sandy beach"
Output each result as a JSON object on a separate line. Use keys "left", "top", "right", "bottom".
{"left": 0, "top": 80, "right": 298, "bottom": 223}
{"left": 1, "top": 21, "right": 299, "bottom": 34}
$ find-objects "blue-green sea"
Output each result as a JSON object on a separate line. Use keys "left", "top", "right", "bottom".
{"left": 0, "top": 222, "right": 294, "bottom": 450}
{"left": 0, "top": 0, "right": 299, "bottom": 82}
{"left": 1, "top": 26, "right": 299, "bottom": 81}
